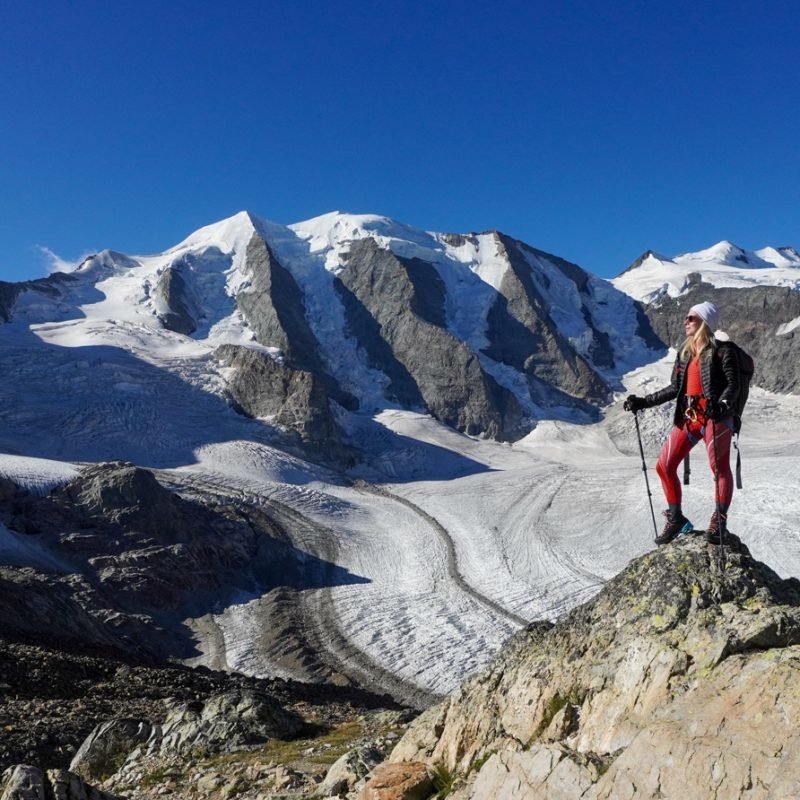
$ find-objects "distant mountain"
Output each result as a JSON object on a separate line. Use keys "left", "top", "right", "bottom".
{"left": 0, "top": 211, "right": 661, "bottom": 451}
{"left": 611, "top": 240, "right": 800, "bottom": 395}
{"left": 614, "top": 239, "right": 800, "bottom": 304}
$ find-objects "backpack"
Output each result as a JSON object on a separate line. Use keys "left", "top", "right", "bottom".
{"left": 717, "top": 340, "right": 755, "bottom": 488}
{"left": 716, "top": 340, "right": 755, "bottom": 431}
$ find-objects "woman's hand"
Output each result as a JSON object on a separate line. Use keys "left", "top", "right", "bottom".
{"left": 623, "top": 395, "right": 647, "bottom": 413}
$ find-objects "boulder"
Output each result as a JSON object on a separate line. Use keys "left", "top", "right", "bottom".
{"left": 0, "top": 766, "right": 45, "bottom": 800}
{"left": 69, "top": 719, "right": 154, "bottom": 782}
{"left": 358, "top": 762, "right": 433, "bottom": 800}
{"left": 318, "top": 745, "right": 383, "bottom": 797}
{"left": 155, "top": 690, "right": 303, "bottom": 756}
{"left": 0, "top": 766, "right": 116, "bottom": 800}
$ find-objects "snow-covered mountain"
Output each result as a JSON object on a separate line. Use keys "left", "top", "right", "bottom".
{"left": 1, "top": 213, "right": 799, "bottom": 708}
{"left": 614, "top": 240, "right": 800, "bottom": 303}
{"left": 0, "top": 211, "right": 662, "bottom": 448}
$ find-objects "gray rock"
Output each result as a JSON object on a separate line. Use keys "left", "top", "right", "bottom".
{"left": 392, "top": 535, "right": 800, "bottom": 797}
{"left": 489, "top": 236, "right": 610, "bottom": 403}
{"left": 154, "top": 690, "right": 303, "bottom": 756}
{"left": 318, "top": 745, "right": 383, "bottom": 797}
{"left": 337, "top": 239, "right": 526, "bottom": 440}
{"left": 237, "top": 233, "right": 326, "bottom": 376}
{"left": 60, "top": 462, "right": 184, "bottom": 538}
{"left": 0, "top": 766, "right": 116, "bottom": 800}
{"left": 152, "top": 265, "right": 197, "bottom": 335}
{"left": 0, "top": 766, "right": 45, "bottom": 800}
{"left": 45, "top": 768, "right": 118, "bottom": 800}
{"left": 69, "top": 719, "right": 154, "bottom": 782}
{"left": 215, "top": 344, "right": 345, "bottom": 446}
{"left": 645, "top": 283, "right": 800, "bottom": 394}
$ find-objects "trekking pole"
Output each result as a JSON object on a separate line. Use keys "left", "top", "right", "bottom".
{"left": 711, "top": 417, "right": 726, "bottom": 570}
{"left": 633, "top": 410, "right": 659, "bottom": 539}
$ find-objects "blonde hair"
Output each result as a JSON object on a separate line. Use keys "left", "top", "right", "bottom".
{"left": 680, "top": 320, "right": 716, "bottom": 361}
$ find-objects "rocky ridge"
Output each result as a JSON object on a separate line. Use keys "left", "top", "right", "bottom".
{"left": 383, "top": 533, "right": 800, "bottom": 798}
{"left": 644, "top": 283, "right": 800, "bottom": 394}
{"left": 0, "top": 461, "right": 364, "bottom": 686}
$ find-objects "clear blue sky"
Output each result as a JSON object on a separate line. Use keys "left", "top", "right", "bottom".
{"left": 2, "top": 0, "right": 798, "bottom": 282}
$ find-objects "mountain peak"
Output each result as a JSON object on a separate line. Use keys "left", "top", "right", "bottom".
{"left": 166, "top": 210, "right": 263, "bottom": 256}
{"left": 674, "top": 240, "right": 771, "bottom": 269}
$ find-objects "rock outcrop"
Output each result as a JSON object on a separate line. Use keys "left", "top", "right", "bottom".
{"left": 388, "top": 534, "right": 800, "bottom": 798}
{"left": 236, "top": 233, "right": 329, "bottom": 377}
{"left": 487, "top": 236, "right": 610, "bottom": 404}
{"left": 645, "top": 284, "right": 800, "bottom": 393}
{"left": 215, "top": 343, "right": 347, "bottom": 448}
{"left": 319, "top": 744, "right": 384, "bottom": 797}
{"left": 336, "top": 239, "right": 527, "bottom": 440}
{"left": 151, "top": 263, "right": 198, "bottom": 335}
{"left": 0, "top": 462, "right": 319, "bottom": 660}
{"left": 0, "top": 764, "right": 117, "bottom": 800}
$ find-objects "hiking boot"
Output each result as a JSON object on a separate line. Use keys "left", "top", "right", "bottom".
{"left": 705, "top": 510, "right": 729, "bottom": 545}
{"left": 655, "top": 509, "right": 693, "bottom": 545}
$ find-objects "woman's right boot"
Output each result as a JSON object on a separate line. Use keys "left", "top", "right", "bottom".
{"left": 655, "top": 509, "right": 692, "bottom": 545}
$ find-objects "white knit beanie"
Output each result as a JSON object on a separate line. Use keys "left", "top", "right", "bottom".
{"left": 689, "top": 301, "right": 720, "bottom": 332}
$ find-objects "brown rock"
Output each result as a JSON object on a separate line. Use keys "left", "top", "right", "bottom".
{"left": 358, "top": 762, "right": 433, "bottom": 800}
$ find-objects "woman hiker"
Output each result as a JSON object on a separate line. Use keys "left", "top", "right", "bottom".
{"left": 623, "top": 301, "right": 740, "bottom": 546}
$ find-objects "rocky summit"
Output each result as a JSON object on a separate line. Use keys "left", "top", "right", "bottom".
{"left": 387, "top": 533, "right": 800, "bottom": 799}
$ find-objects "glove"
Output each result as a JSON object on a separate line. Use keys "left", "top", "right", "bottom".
{"left": 708, "top": 398, "right": 730, "bottom": 420}
{"left": 623, "top": 395, "right": 647, "bottom": 413}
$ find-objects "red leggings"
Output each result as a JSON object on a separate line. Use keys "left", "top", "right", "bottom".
{"left": 655, "top": 418, "right": 734, "bottom": 509}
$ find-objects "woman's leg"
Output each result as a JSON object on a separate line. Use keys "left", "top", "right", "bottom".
{"left": 655, "top": 425, "right": 696, "bottom": 510}
{"left": 704, "top": 419, "right": 734, "bottom": 511}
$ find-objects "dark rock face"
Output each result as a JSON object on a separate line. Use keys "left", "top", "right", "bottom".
{"left": 152, "top": 265, "right": 197, "bottom": 335}
{"left": 333, "top": 280, "right": 424, "bottom": 407}
{"left": 337, "top": 239, "right": 526, "bottom": 440}
{"left": 485, "top": 236, "right": 609, "bottom": 406}
{"left": 236, "top": 234, "right": 325, "bottom": 375}
{"left": 215, "top": 344, "right": 345, "bottom": 447}
{"left": 0, "top": 463, "right": 284, "bottom": 657}
{"left": 0, "top": 273, "right": 79, "bottom": 323}
{"left": 0, "top": 282, "right": 22, "bottom": 322}
{"left": 645, "top": 284, "right": 800, "bottom": 393}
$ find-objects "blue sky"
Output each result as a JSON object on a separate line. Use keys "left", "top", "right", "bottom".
{"left": 1, "top": 0, "right": 798, "bottom": 282}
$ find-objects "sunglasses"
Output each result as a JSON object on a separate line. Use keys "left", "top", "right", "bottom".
{"left": 684, "top": 315, "right": 699, "bottom": 323}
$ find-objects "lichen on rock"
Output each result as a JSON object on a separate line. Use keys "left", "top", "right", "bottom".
{"left": 389, "top": 534, "right": 800, "bottom": 798}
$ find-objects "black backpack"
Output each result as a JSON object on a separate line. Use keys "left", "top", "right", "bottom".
{"left": 716, "top": 340, "right": 755, "bottom": 431}
{"left": 717, "top": 340, "right": 755, "bottom": 488}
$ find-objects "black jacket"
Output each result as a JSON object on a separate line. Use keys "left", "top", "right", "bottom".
{"left": 644, "top": 340, "right": 740, "bottom": 427}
